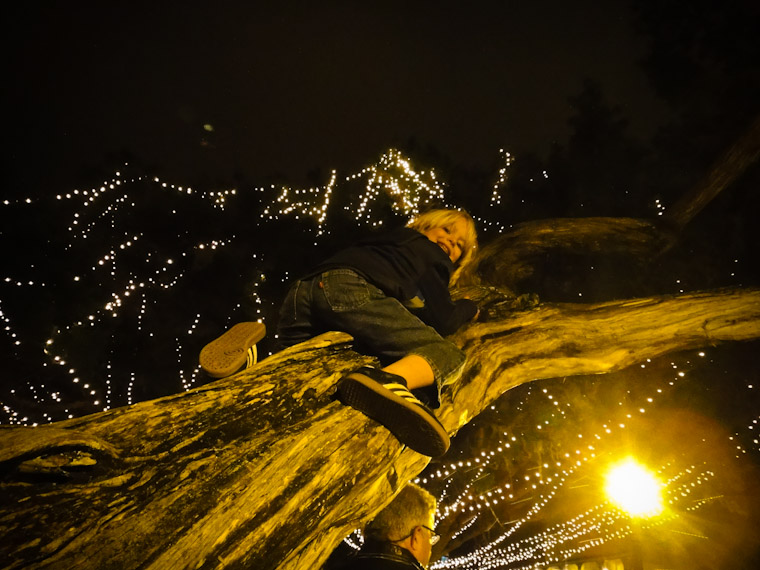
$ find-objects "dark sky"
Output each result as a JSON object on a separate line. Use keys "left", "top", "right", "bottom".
{"left": 6, "top": 1, "right": 667, "bottom": 192}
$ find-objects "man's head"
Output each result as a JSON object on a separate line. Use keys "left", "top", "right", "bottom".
{"left": 364, "top": 483, "right": 438, "bottom": 567}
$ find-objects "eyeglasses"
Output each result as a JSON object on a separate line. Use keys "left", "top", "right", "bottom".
{"left": 393, "top": 524, "right": 441, "bottom": 546}
{"left": 421, "top": 525, "right": 441, "bottom": 545}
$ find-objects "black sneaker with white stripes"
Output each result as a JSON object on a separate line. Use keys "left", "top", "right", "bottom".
{"left": 336, "top": 366, "right": 450, "bottom": 457}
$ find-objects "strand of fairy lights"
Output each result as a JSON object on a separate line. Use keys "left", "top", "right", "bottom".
{"left": 2, "top": 168, "right": 244, "bottom": 421}
{"left": 178, "top": 313, "right": 203, "bottom": 391}
{"left": 472, "top": 212, "right": 512, "bottom": 235}
{"left": 203, "top": 188, "right": 236, "bottom": 209}
{"left": 490, "top": 149, "right": 514, "bottom": 205}
{"left": 262, "top": 170, "right": 337, "bottom": 236}
{"left": 748, "top": 415, "right": 759, "bottom": 452}
{"left": 364, "top": 149, "right": 445, "bottom": 218}
{"left": 472, "top": 505, "right": 615, "bottom": 569}
{"left": 0, "top": 299, "right": 21, "bottom": 350}
{"left": 345, "top": 149, "right": 446, "bottom": 225}
{"left": 433, "top": 463, "right": 582, "bottom": 570}
{"left": 449, "top": 514, "right": 480, "bottom": 541}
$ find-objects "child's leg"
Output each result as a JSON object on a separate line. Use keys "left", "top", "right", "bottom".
{"left": 383, "top": 354, "right": 434, "bottom": 390}
{"left": 312, "top": 269, "right": 464, "bottom": 455}
{"left": 313, "top": 270, "right": 465, "bottom": 402}
{"left": 336, "top": 366, "right": 450, "bottom": 457}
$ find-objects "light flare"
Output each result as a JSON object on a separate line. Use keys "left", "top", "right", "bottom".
{"left": 604, "top": 458, "right": 664, "bottom": 517}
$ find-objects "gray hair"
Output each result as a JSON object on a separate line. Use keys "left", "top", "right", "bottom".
{"left": 364, "top": 483, "right": 437, "bottom": 542}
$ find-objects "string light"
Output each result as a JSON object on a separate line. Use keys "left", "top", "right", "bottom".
{"left": 490, "top": 149, "right": 514, "bottom": 205}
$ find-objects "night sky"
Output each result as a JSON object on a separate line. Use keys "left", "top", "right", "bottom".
{"left": 6, "top": 0, "right": 668, "bottom": 193}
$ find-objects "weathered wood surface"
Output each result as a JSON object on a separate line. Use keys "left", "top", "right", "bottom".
{"left": 460, "top": 217, "right": 671, "bottom": 290}
{"left": 2, "top": 287, "right": 758, "bottom": 570}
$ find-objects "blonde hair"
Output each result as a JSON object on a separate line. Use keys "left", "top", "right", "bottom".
{"left": 407, "top": 208, "right": 478, "bottom": 282}
{"left": 364, "top": 483, "right": 437, "bottom": 542}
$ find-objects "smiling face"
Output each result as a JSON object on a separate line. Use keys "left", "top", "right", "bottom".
{"left": 421, "top": 217, "right": 468, "bottom": 263}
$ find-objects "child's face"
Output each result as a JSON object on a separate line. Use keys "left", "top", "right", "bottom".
{"left": 421, "top": 217, "right": 468, "bottom": 263}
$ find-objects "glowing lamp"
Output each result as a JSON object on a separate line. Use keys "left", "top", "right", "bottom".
{"left": 604, "top": 458, "right": 663, "bottom": 517}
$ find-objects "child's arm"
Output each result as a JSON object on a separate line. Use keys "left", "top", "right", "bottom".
{"left": 415, "top": 268, "right": 478, "bottom": 336}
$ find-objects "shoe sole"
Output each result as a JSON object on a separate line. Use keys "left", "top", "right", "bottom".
{"left": 337, "top": 374, "right": 450, "bottom": 457}
{"left": 199, "top": 322, "right": 266, "bottom": 378}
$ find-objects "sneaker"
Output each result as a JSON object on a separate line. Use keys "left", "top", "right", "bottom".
{"left": 337, "top": 366, "right": 450, "bottom": 457}
{"left": 199, "top": 322, "right": 266, "bottom": 378}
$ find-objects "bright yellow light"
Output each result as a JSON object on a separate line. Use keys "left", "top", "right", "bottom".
{"left": 604, "top": 458, "right": 663, "bottom": 517}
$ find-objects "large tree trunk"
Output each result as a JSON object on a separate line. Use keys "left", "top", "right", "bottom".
{"left": 2, "top": 288, "right": 758, "bottom": 570}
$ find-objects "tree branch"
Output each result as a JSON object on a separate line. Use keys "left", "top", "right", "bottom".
{"left": 2, "top": 288, "right": 758, "bottom": 570}
{"left": 665, "top": 113, "right": 760, "bottom": 229}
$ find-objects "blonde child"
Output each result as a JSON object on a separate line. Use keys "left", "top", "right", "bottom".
{"left": 201, "top": 209, "right": 479, "bottom": 456}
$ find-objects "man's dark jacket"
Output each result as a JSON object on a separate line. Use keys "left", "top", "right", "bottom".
{"left": 336, "top": 541, "right": 426, "bottom": 569}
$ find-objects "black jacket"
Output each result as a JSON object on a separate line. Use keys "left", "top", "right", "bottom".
{"left": 336, "top": 542, "right": 426, "bottom": 570}
{"left": 313, "top": 227, "right": 477, "bottom": 336}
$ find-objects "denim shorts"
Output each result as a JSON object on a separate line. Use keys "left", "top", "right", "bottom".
{"left": 276, "top": 269, "right": 466, "bottom": 407}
